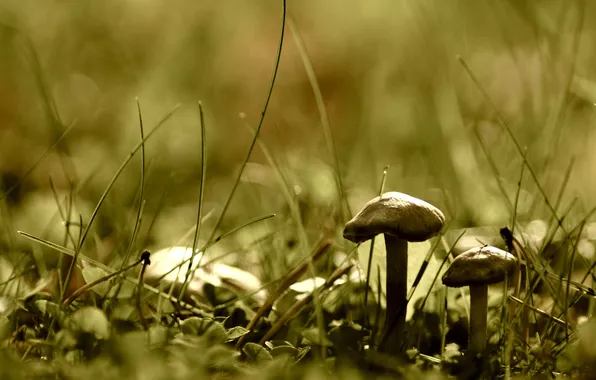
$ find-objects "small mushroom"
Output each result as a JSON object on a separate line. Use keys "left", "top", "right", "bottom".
{"left": 442, "top": 245, "right": 517, "bottom": 354}
{"left": 343, "top": 191, "right": 445, "bottom": 354}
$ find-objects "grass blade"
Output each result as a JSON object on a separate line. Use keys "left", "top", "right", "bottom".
{"left": 61, "top": 103, "right": 180, "bottom": 302}
{"left": 363, "top": 166, "right": 388, "bottom": 325}
{"left": 206, "top": 0, "right": 286, "bottom": 243}
{"left": 179, "top": 101, "right": 208, "bottom": 301}
{"left": 288, "top": 16, "right": 351, "bottom": 222}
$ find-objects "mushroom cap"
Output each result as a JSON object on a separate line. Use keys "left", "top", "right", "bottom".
{"left": 343, "top": 191, "right": 445, "bottom": 243}
{"left": 442, "top": 245, "right": 517, "bottom": 288}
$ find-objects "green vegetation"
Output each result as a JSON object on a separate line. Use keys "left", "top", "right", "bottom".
{"left": 0, "top": 0, "right": 595, "bottom": 378}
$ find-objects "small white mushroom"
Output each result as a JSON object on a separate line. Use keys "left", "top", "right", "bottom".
{"left": 442, "top": 245, "right": 517, "bottom": 354}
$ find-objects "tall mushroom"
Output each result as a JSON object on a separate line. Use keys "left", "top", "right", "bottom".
{"left": 343, "top": 191, "right": 445, "bottom": 354}
{"left": 442, "top": 245, "right": 517, "bottom": 354}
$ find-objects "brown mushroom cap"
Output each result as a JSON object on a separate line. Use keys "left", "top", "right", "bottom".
{"left": 442, "top": 245, "right": 517, "bottom": 288}
{"left": 343, "top": 191, "right": 445, "bottom": 243}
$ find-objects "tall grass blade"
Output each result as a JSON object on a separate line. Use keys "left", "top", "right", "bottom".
{"left": 288, "top": 16, "right": 351, "bottom": 222}
{"left": 206, "top": 0, "right": 286, "bottom": 243}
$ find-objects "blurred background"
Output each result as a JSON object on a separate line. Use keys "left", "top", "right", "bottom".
{"left": 0, "top": 0, "right": 595, "bottom": 310}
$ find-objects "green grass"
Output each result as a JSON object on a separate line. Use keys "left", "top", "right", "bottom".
{"left": 0, "top": 0, "right": 596, "bottom": 379}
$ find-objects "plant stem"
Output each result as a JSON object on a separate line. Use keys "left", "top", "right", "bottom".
{"left": 469, "top": 284, "right": 488, "bottom": 354}
{"left": 258, "top": 264, "right": 353, "bottom": 345}
{"left": 380, "top": 235, "right": 408, "bottom": 354}
{"left": 63, "top": 257, "right": 144, "bottom": 306}
{"left": 235, "top": 237, "right": 332, "bottom": 349}
{"left": 136, "top": 251, "right": 151, "bottom": 331}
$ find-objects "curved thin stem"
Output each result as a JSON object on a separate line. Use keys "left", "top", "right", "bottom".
{"left": 206, "top": 0, "right": 286, "bottom": 243}
{"left": 363, "top": 166, "right": 388, "bottom": 325}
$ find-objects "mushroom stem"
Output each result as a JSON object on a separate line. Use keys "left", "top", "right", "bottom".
{"left": 468, "top": 284, "right": 488, "bottom": 354}
{"left": 380, "top": 234, "right": 408, "bottom": 354}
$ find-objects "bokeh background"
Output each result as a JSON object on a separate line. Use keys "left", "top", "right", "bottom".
{"left": 1, "top": 0, "right": 596, "bottom": 313}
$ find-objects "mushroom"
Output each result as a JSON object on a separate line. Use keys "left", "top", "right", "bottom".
{"left": 343, "top": 191, "right": 445, "bottom": 354}
{"left": 442, "top": 245, "right": 517, "bottom": 354}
